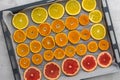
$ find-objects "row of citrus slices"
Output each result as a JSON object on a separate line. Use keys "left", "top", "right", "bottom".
{"left": 23, "top": 52, "right": 112, "bottom": 80}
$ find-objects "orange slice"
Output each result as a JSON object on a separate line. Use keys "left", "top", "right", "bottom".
{"left": 88, "top": 41, "right": 98, "bottom": 52}
{"left": 51, "top": 19, "right": 65, "bottom": 33}
{"left": 38, "top": 23, "right": 51, "bottom": 36}
{"left": 19, "top": 57, "right": 30, "bottom": 69}
{"left": 30, "top": 40, "right": 42, "bottom": 53}
{"left": 76, "top": 44, "right": 87, "bottom": 56}
{"left": 55, "top": 33, "right": 68, "bottom": 47}
{"left": 44, "top": 50, "right": 54, "bottom": 61}
{"left": 65, "top": 16, "right": 79, "bottom": 30}
{"left": 80, "top": 29, "right": 90, "bottom": 41}
{"left": 16, "top": 43, "right": 29, "bottom": 57}
{"left": 13, "top": 30, "right": 26, "bottom": 43}
{"left": 32, "top": 53, "right": 43, "bottom": 65}
{"left": 54, "top": 48, "right": 65, "bottom": 60}
{"left": 26, "top": 26, "right": 38, "bottom": 39}
{"left": 68, "top": 30, "right": 80, "bottom": 44}
{"left": 98, "top": 40, "right": 109, "bottom": 50}
{"left": 65, "top": 45, "right": 76, "bottom": 57}
{"left": 79, "top": 14, "right": 89, "bottom": 26}
{"left": 42, "top": 36, "right": 55, "bottom": 49}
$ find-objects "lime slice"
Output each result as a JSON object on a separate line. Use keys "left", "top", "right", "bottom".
{"left": 89, "top": 10, "right": 102, "bottom": 23}
{"left": 90, "top": 24, "right": 106, "bottom": 40}
{"left": 31, "top": 7, "right": 48, "bottom": 24}
{"left": 65, "top": 0, "right": 81, "bottom": 15}
{"left": 12, "top": 13, "right": 29, "bottom": 29}
{"left": 82, "top": 0, "right": 96, "bottom": 12}
{"left": 48, "top": 3, "right": 64, "bottom": 19}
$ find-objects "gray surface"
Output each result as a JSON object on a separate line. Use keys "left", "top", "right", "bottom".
{"left": 0, "top": 0, "right": 120, "bottom": 80}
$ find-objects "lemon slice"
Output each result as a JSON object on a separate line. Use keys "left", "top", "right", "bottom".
{"left": 48, "top": 3, "right": 64, "bottom": 19}
{"left": 65, "top": 0, "right": 81, "bottom": 15}
{"left": 89, "top": 10, "right": 102, "bottom": 23}
{"left": 90, "top": 24, "right": 106, "bottom": 40}
{"left": 31, "top": 7, "right": 48, "bottom": 24}
{"left": 82, "top": 0, "right": 96, "bottom": 12}
{"left": 12, "top": 13, "right": 29, "bottom": 29}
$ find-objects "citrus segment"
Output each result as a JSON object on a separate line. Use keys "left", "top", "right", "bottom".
{"left": 87, "top": 41, "right": 98, "bottom": 52}
{"left": 32, "top": 53, "right": 43, "bottom": 65}
{"left": 65, "top": 45, "right": 76, "bottom": 57}
{"left": 98, "top": 40, "right": 109, "bottom": 51}
{"left": 76, "top": 44, "right": 87, "bottom": 56}
{"left": 80, "top": 29, "right": 90, "bottom": 41}
{"left": 19, "top": 57, "right": 30, "bottom": 69}
{"left": 79, "top": 14, "right": 89, "bottom": 26}
{"left": 54, "top": 48, "right": 65, "bottom": 60}
{"left": 43, "top": 50, "right": 54, "bottom": 61}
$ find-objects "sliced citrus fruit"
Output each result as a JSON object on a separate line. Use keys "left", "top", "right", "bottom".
{"left": 80, "top": 29, "right": 90, "bottom": 41}
{"left": 31, "top": 7, "right": 48, "bottom": 24}
{"left": 16, "top": 43, "right": 29, "bottom": 57}
{"left": 55, "top": 33, "right": 68, "bottom": 47}
{"left": 54, "top": 48, "right": 65, "bottom": 60}
{"left": 76, "top": 44, "right": 87, "bottom": 56}
{"left": 13, "top": 30, "right": 26, "bottom": 43}
{"left": 38, "top": 23, "right": 51, "bottom": 36}
{"left": 87, "top": 41, "right": 98, "bottom": 53}
{"left": 44, "top": 50, "right": 54, "bottom": 61}
{"left": 98, "top": 40, "right": 109, "bottom": 50}
{"left": 65, "top": 0, "right": 81, "bottom": 15}
{"left": 51, "top": 19, "right": 65, "bottom": 33}
{"left": 90, "top": 24, "right": 106, "bottom": 40}
{"left": 82, "top": 0, "right": 96, "bottom": 12}
{"left": 65, "top": 45, "right": 76, "bottom": 57}
{"left": 68, "top": 30, "right": 80, "bottom": 44}
{"left": 26, "top": 26, "right": 38, "bottom": 39}
{"left": 48, "top": 3, "right": 64, "bottom": 19}
{"left": 32, "top": 53, "right": 43, "bottom": 65}
{"left": 12, "top": 13, "right": 29, "bottom": 29}
{"left": 65, "top": 16, "right": 79, "bottom": 30}
{"left": 42, "top": 36, "right": 55, "bottom": 49}
{"left": 30, "top": 40, "right": 42, "bottom": 53}
{"left": 79, "top": 14, "right": 89, "bottom": 26}
{"left": 89, "top": 10, "right": 102, "bottom": 23}
{"left": 19, "top": 57, "right": 30, "bottom": 69}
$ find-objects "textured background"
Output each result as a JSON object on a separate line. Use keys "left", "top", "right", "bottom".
{"left": 0, "top": 0, "right": 120, "bottom": 80}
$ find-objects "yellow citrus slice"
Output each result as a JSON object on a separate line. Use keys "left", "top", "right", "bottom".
{"left": 89, "top": 10, "right": 102, "bottom": 23}
{"left": 32, "top": 53, "right": 43, "bottom": 65}
{"left": 31, "top": 7, "right": 48, "bottom": 24}
{"left": 48, "top": 3, "right": 64, "bottom": 19}
{"left": 90, "top": 24, "right": 106, "bottom": 40}
{"left": 65, "top": 0, "right": 81, "bottom": 15}
{"left": 44, "top": 50, "right": 54, "bottom": 61}
{"left": 82, "top": 0, "right": 96, "bottom": 12}
{"left": 65, "top": 45, "right": 76, "bottom": 57}
{"left": 12, "top": 13, "right": 29, "bottom": 29}
{"left": 76, "top": 44, "right": 87, "bottom": 56}
{"left": 16, "top": 43, "right": 29, "bottom": 57}
{"left": 19, "top": 57, "right": 30, "bottom": 69}
{"left": 54, "top": 48, "right": 65, "bottom": 60}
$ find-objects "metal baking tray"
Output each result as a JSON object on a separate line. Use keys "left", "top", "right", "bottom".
{"left": 0, "top": 0, "right": 120, "bottom": 80}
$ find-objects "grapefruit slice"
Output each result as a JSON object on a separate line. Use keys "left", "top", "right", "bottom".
{"left": 81, "top": 55, "right": 97, "bottom": 72}
{"left": 24, "top": 67, "right": 41, "bottom": 80}
{"left": 97, "top": 52, "right": 112, "bottom": 68}
{"left": 44, "top": 62, "right": 61, "bottom": 80}
{"left": 62, "top": 58, "right": 80, "bottom": 76}
{"left": 98, "top": 40, "right": 109, "bottom": 50}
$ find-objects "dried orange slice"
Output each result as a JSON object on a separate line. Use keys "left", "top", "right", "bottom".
{"left": 98, "top": 40, "right": 109, "bottom": 50}
{"left": 38, "top": 23, "right": 51, "bottom": 36}
{"left": 65, "top": 45, "right": 76, "bottom": 57}
{"left": 65, "top": 16, "right": 79, "bottom": 30}
{"left": 30, "top": 40, "right": 42, "bottom": 53}
{"left": 26, "top": 26, "right": 38, "bottom": 39}
{"left": 79, "top": 14, "right": 89, "bottom": 26}
{"left": 13, "top": 30, "right": 26, "bottom": 43}
{"left": 80, "top": 29, "right": 90, "bottom": 41}
{"left": 16, "top": 43, "right": 29, "bottom": 57}
{"left": 19, "top": 57, "right": 30, "bottom": 69}
{"left": 65, "top": 0, "right": 81, "bottom": 15}
{"left": 76, "top": 44, "right": 87, "bottom": 56}
{"left": 42, "top": 36, "right": 55, "bottom": 49}
{"left": 55, "top": 33, "right": 68, "bottom": 47}
{"left": 54, "top": 48, "right": 65, "bottom": 60}
{"left": 51, "top": 19, "right": 65, "bottom": 33}
{"left": 68, "top": 30, "right": 80, "bottom": 44}
{"left": 32, "top": 53, "right": 43, "bottom": 65}
{"left": 44, "top": 50, "right": 54, "bottom": 61}
{"left": 88, "top": 41, "right": 98, "bottom": 52}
